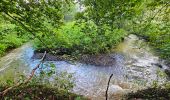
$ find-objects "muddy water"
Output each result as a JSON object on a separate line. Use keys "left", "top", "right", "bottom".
{"left": 0, "top": 35, "right": 168, "bottom": 100}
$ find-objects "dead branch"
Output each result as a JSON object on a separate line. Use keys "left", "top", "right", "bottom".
{"left": 105, "top": 74, "right": 113, "bottom": 100}
{"left": 0, "top": 51, "right": 47, "bottom": 96}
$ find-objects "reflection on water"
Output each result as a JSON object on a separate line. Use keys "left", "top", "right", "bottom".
{"left": 0, "top": 35, "right": 168, "bottom": 100}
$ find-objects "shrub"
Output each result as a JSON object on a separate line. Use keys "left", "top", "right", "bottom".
{"left": 0, "top": 44, "right": 7, "bottom": 56}
{"left": 34, "top": 21, "right": 127, "bottom": 55}
{"left": 140, "top": 23, "right": 170, "bottom": 60}
{"left": 1, "top": 34, "right": 24, "bottom": 48}
{"left": 0, "top": 18, "right": 29, "bottom": 56}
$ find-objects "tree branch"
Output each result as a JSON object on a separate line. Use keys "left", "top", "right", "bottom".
{"left": 4, "top": 12, "right": 56, "bottom": 54}
{"left": 105, "top": 74, "right": 113, "bottom": 100}
{"left": 4, "top": 12, "right": 47, "bottom": 47}
{"left": 0, "top": 51, "right": 47, "bottom": 96}
{"left": 142, "top": 2, "right": 169, "bottom": 32}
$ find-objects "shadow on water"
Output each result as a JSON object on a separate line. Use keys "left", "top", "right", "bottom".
{"left": 0, "top": 35, "right": 168, "bottom": 100}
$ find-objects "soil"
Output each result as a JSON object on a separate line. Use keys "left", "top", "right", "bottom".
{"left": 32, "top": 51, "right": 117, "bottom": 66}
{"left": 79, "top": 54, "right": 116, "bottom": 66}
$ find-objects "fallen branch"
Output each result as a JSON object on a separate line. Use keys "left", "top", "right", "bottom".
{"left": 0, "top": 51, "right": 46, "bottom": 96}
{"left": 105, "top": 74, "right": 113, "bottom": 100}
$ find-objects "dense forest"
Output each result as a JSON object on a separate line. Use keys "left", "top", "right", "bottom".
{"left": 0, "top": 0, "right": 169, "bottom": 100}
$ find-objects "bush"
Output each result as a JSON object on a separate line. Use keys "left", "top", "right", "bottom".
{"left": 0, "top": 62, "right": 87, "bottom": 100}
{"left": 2, "top": 34, "right": 24, "bottom": 48}
{"left": 34, "top": 21, "right": 127, "bottom": 55}
{"left": 126, "top": 87, "right": 170, "bottom": 100}
{"left": 0, "top": 34, "right": 26, "bottom": 57}
{"left": 139, "top": 23, "right": 170, "bottom": 60}
{"left": 0, "top": 84, "right": 86, "bottom": 100}
{"left": 0, "top": 44, "right": 7, "bottom": 56}
{"left": 0, "top": 17, "right": 29, "bottom": 56}
{"left": 130, "top": 6, "right": 170, "bottom": 60}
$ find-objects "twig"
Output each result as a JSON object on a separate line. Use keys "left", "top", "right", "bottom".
{"left": 105, "top": 74, "right": 113, "bottom": 100}
{"left": 0, "top": 51, "right": 47, "bottom": 96}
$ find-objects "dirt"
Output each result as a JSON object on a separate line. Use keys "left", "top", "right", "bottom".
{"left": 79, "top": 54, "right": 116, "bottom": 66}
{"left": 32, "top": 51, "right": 116, "bottom": 66}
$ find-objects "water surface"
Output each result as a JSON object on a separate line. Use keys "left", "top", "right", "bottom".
{"left": 0, "top": 35, "right": 168, "bottom": 100}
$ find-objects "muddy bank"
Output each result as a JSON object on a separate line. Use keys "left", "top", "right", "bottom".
{"left": 32, "top": 52, "right": 117, "bottom": 66}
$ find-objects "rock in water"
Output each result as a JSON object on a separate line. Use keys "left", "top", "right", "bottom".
{"left": 109, "top": 85, "right": 123, "bottom": 94}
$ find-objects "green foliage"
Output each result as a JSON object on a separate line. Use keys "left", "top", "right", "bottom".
{"left": 130, "top": 1, "right": 170, "bottom": 60}
{"left": 0, "top": 0, "right": 169, "bottom": 99}
{"left": 28, "top": 62, "right": 75, "bottom": 93}
{"left": 2, "top": 34, "right": 23, "bottom": 47}
{"left": 78, "top": 0, "right": 144, "bottom": 29}
{"left": 0, "top": 44, "right": 7, "bottom": 56}
{"left": 64, "top": 2, "right": 77, "bottom": 22}
{"left": 0, "top": 61, "right": 85, "bottom": 100}
{"left": 0, "top": 0, "right": 74, "bottom": 46}
{"left": 0, "top": 16, "right": 29, "bottom": 56}
{"left": 34, "top": 21, "right": 127, "bottom": 55}
{"left": 126, "top": 86, "right": 170, "bottom": 100}
{"left": 76, "top": 0, "right": 169, "bottom": 60}
{"left": 0, "top": 62, "right": 77, "bottom": 99}
{"left": 0, "top": 84, "right": 86, "bottom": 100}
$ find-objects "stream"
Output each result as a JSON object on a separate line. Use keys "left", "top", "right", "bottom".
{"left": 0, "top": 34, "right": 169, "bottom": 100}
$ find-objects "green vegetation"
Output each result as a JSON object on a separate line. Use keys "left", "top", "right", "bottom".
{"left": 0, "top": 84, "right": 86, "bottom": 100}
{"left": 0, "top": 62, "right": 86, "bottom": 99}
{"left": 0, "top": 0, "right": 169, "bottom": 99}
{"left": 0, "top": 0, "right": 169, "bottom": 57}
{"left": 0, "top": 0, "right": 71, "bottom": 55}
{"left": 126, "top": 83, "right": 170, "bottom": 100}
{"left": 126, "top": 87, "right": 170, "bottom": 100}
{"left": 33, "top": 0, "right": 170, "bottom": 59}
{"left": 0, "top": 16, "right": 29, "bottom": 56}
{"left": 79, "top": 0, "right": 169, "bottom": 59}
{"left": 130, "top": 1, "right": 170, "bottom": 60}
{"left": 34, "top": 21, "right": 126, "bottom": 55}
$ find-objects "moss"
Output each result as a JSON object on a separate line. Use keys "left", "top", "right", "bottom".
{"left": 0, "top": 85, "right": 87, "bottom": 100}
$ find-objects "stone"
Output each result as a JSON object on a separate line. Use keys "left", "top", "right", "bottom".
{"left": 108, "top": 85, "right": 123, "bottom": 94}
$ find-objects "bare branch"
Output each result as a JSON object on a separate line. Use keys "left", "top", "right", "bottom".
{"left": 105, "top": 74, "right": 113, "bottom": 100}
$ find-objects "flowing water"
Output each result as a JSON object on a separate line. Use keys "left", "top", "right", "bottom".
{"left": 0, "top": 34, "right": 168, "bottom": 100}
